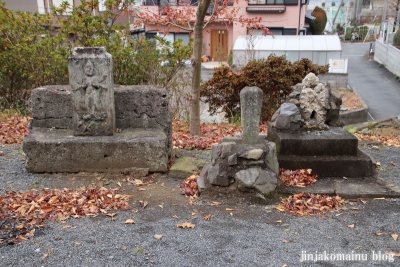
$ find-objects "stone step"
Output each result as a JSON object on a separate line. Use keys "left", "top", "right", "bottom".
{"left": 278, "top": 149, "right": 373, "bottom": 178}
{"left": 277, "top": 177, "right": 400, "bottom": 199}
{"left": 267, "top": 125, "right": 358, "bottom": 156}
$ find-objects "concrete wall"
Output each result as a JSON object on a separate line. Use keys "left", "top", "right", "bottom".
{"left": 319, "top": 73, "right": 348, "bottom": 89}
{"left": 374, "top": 39, "right": 400, "bottom": 77}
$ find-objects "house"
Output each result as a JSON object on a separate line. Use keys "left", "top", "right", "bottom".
{"left": 140, "top": 0, "right": 311, "bottom": 61}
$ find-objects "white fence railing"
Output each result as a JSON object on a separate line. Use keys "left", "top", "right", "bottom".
{"left": 374, "top": 40, "right": 400, "bottom": 77}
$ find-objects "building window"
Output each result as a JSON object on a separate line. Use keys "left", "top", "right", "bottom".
{"left": 52, "top": 0, "right": 73, "bottom": 13}
{"left": 249, "top": 0, "right": 295, "bottom": 4}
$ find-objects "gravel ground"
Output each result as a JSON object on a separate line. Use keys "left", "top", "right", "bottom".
{"left": 1, "top": 143, "right": 400, "bottom": 267}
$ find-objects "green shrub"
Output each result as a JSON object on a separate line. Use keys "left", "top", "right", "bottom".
{"left": 0, "top": 0, "right": 192, "bottom": 111}
{"left": 393, "top": 29, "right": 400, "bottom": 48}
{"left": 201, "top": 55, "right": 329, "bottom": 122}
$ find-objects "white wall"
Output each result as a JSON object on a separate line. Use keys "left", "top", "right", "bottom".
{"left": 374, "top": 40, "right": 400, "bottom": 77}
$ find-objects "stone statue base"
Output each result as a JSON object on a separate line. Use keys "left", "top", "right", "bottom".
{"left": 267, "top": 124, "right": 373, "bottom": 177}
{"left": 198, "top": 135, "right": 279, "bottom": 195}
{"left": 23, "top": 128, "right": 168, "bottom": 173}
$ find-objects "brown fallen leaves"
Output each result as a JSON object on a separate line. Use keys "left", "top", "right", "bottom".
{"left": 0, "top": 115, "right": 31, "bottom": 144}
{"left": 354, "top": 133, "right": 400, "bottom": 147}
{"left": 276, "top": 193, "right": 344, "bottom": 216}
{"left": 0, "top": 187, "right": 129, "bottom": 245}
{"left": 280, "top": 168, "right": 318, "bottom": 187}
{"left": 180, "top": 174, "right": 199, "bottom": 197}
{"left": 172, "top": 120, "right": 268, "bottom": 150}
{"left": 176, "top": 222, "right": 195, "bottom": 229}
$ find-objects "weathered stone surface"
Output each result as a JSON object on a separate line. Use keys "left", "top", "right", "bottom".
{"left": 228, "top": 153, "right": 237, "bottom": 166}
{"left": 267, "top": 124, "right": 359, "bottom": 156}
{"left": 239, "top": 149, "right": 264, "bottom": 160}
{"left": 265, "top": 142, "right": 279, "bottom": 175}
{"left": 235, "top": 168, "right": 277, "bottom": 194}
{"left": 23, "top": 128, "right": 168, "bottom": 173}
{"left": 29, "top": 86, "right": 72, "bottom": 129}
{"left": 207, "top": 164, "right": 230, "bottom": 187}
{"left": 240, "top": 87, "right": 263, "bottom": 144}
{"left": 69, "top": 47, "right": 115, "bottom": 136}
{"left": 169, "top": 156, "right": 205, "bottom": 179}
{"left": 122, "top": 167, "right": 149, "bottom": 177}
{"left": 254, "top": 169, "right": 277, "bottom": 194}
{"left": 198, "top": 162, "right": 212, "bottom": 191}
{"left": 302, "top": 72, "right": 319, "bottom": 87}
{"left": 271, "top": 72, "right": 343, "bottom": 130}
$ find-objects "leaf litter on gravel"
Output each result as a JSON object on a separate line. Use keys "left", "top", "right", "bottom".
{"left": 280, "top": 168, "right": 318, "bottom": 187}
{"left": 0, "top": 187, "right": 129, "bottom": 245}
{"left": 276, "top": 192, "right": 345, "bottom": 216}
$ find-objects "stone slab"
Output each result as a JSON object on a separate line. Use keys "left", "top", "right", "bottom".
{"left": 267, "top": 123, "right": 358, "bottom": 156}
{"left": 169, "top": 156, "right": 205, "bottom": 179}
{"left": 23, "top": 128, "right": 168, "bottom": 173}
{"left": 277, "top": 149, "right": 373, "bottom": 177}
{"left": 278, "top": 178, "right": 400, "bottom": 198}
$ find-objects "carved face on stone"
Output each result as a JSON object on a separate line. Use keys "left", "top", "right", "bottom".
{"left": 84, "top": 60, "right": 94, "bottom": 77}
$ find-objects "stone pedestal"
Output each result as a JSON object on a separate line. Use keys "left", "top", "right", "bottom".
{"left": 267, "top": 124, "right": 373, "bottom": 177}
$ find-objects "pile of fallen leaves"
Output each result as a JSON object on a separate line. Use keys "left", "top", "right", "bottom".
{"left": 354, "top": 133, "right": 400, "bottom": 147}
{"left": 280, "top": 168, "right": 318, "bottom": 187}
{"left": 276, "top": 192, "right": 344, "bottom": 216}
{"left": 172, "top": 120, "right": 268, "bottom": 150}
{"left": 0, "top": 187, "right": 129, "bottom": 245}
{"left": 0, "top": 115, "right": 31, "bottom": 144}
{"left": 180, "top": 174, "right": 199, "bottom": 197}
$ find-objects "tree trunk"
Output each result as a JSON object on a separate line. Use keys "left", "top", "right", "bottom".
{"left": 190, "top": 0, "right": 211, "bottom": 136}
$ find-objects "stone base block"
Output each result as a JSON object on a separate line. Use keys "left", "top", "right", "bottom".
{"left": 23, "top": 128, "right": 168, "bottom": 173}
{"left": 267, "top": 124, "right": 358, "bottom": 156}
{"left": 278, "top": 149, "right": 373, "bottom": 177}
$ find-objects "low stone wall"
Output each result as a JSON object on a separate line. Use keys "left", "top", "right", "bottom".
{"left": 339, "top": 90, "right": 369, "bottom": 125}
{"left": 29, "top": 85, "right": 172, "bottom": 152}
{"left": 319, "top": 73, "right": 348, "bottom": 89}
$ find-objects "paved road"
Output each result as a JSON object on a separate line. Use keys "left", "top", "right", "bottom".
{"left": 342, "top": 42, "right": 400, "bottom": 120}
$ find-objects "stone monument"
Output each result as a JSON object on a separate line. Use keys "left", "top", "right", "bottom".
{"left": 268, "top": 73, "right": 372, "bottom": 177}
{"left": 198, "top": 87, "right": 279, "bottom": 195}
{"left": 69, "top": 47, "right": 115, "bottom": 136}
{"left": 23, "top": 47, "right": 171, "bottom": 175}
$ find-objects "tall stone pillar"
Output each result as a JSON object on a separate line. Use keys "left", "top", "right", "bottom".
{"left": 240, "top": 86, "right": 263, "bottom": 144}
{"left": 68, "top": 47, "right": 115, "bottom": 136}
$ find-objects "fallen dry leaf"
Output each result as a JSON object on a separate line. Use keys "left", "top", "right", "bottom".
{"left": 124, "top": 219, "right": 135, "bottom": 224}
{"left": 391, "top": 161, "right": 397, "bottom": 166}
{"left": 376, "top": 162, "right": 381, "bottom": 166}
{"left": 154, "top": 234, "right": 163, "bottom": 240}
{"left": 73, "top": 242, "right": 81, "bottom": 247}
{"left": 282, "top": 239, "right": 291, "bottom": 243}
{"left": 177, "top": 222, "right": 195, "bottom": 229}
{"left": 280, "top": 168, "right": 318, "bottom": 187}
{"left": 0, "top": 150, "right": 4, "bottom": 156}
{"left": 373, "top": 197, "right": 386, "bottom": 200}
{"left": 0, "top": 115, "right": 31, "bottom": 145}
{"left": 225, "top": 208, "right": 235, "bottom": 211}
{"left": 386, "top": 251, "right": 400, "bottom": 257}
{"left": 172, "top": 215, "right": 180, "bottom": 220}
{"left": 391, "top": 233, "right": 398, "bottom": 241}
{"left": 62, "top": 225, "right": 76, "bottom": 229}
{"left": 106, "top": 213, "right": 118, "bottom": 217}
{"left": 138, "top": 188, "right": 147, "bottom": 191}
{"left": 376, "top": 232, "right": 384, "bottom": 236}
{"left": 348, "top": 224, "right": 355, "bottom": 228}
{"left": 210, "top": 202, "right": 221, "bottom": 206}
{"left": 180, "top": 174, "right": 199, "bottom": 197}
{"left": 117, "top": 182, "right": 122, "bottom": 187}
{"left": 276, "top": 193, "right": 344, "bottom": 216}
{"left": 203, "top": 214, "right": 212, "bottom": 221}
{"left": 275, "top": 220, "right": 282, "bottom": 223}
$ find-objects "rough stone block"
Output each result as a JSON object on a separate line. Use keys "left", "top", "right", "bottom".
{"left": 267, "top": 124, "right": 358, "bottom": 156}
{"left": 29, "top": 85, "right": 72, "bottom": 129}
{"left": 23, "top": 128, "right": 168, "bottom": 173}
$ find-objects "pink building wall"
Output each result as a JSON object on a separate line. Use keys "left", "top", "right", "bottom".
{"left": 141, "top": 1, "right": 308, "bottom": 58}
